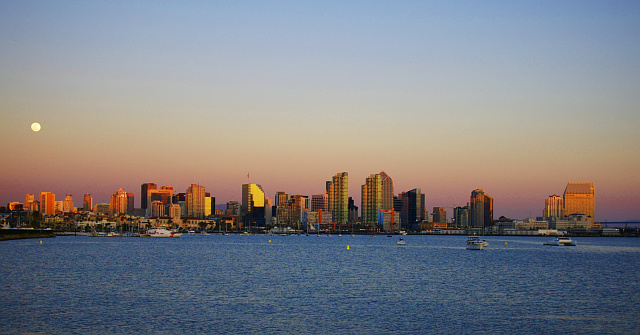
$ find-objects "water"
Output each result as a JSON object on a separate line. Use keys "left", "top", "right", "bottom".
{"left": 1, "top": 234, "right": 639, "bottom": 334}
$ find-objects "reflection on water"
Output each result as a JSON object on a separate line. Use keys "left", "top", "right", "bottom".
{"left": 1, "top": 235, "right": 639, "bottom": 334}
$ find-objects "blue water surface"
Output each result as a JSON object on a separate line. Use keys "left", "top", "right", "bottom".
{"left": 1, "top": 234, "right": 639, "bottom": 334}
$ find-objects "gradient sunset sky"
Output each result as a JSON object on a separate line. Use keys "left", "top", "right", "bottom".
{"left": 1, "top": 1, "right": 639, "bottom": 221}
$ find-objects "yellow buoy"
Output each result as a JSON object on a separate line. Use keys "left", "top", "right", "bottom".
{"left": 40, "top": 240, "right": 42, "bottom": 245}
{"left": 347, "top": 245, "right": 350, "bottom": 250}
{"left": 505, "top": 242, "right": 507, "bottom": 245}
{"left": 268, "top": 240, "right": 271, "bottom": 243}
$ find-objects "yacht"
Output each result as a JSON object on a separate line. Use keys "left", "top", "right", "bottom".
{"left": 466, "top": 239, "right": 484, "bottom": 250}
{"left": 147, "top": 227, "right": 182, "bottom": 238}
{"left": 544, "top": 236, "right": 577, "bottom": 246}
{"left": 467, "top": 235, "right": 489, "bottom": 247}
{"left": 396, "top": 238, "right": 406, "bottom": 245}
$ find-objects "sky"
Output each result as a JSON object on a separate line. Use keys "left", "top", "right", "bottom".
{"left": 1, "top": 1, "right": 639, "bottom": 221}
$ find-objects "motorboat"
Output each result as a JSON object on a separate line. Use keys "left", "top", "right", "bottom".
{"left": 544, "top": 237, "right": 577, "bottom": 246}
{"left": 147, "top": 227, "right": 182, "bottom": 238}
{"left": 466, "top": 239, "right": 484, "bottom": 250}
{"left": 467, "top": 235, "right": 489, "bottom": 247}
{"left": 397, "top": 238, "right": 406, "bottom": 245}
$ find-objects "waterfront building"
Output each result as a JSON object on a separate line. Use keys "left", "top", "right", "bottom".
{"left": 328, "top": 172, "right": 349, "bottom": 224}
{"left": 95, "top": 203, "right": 110, "bottom": 215}
{"left": 276, "top": 194, "right": 306, "bottom": 226}
{"left": 186, "top": 184, "right": 206, "bottom": 219}
{"left": 380, "top": 171, "right": 394, "bottom": 210}
{"left": 303, "top": 209, "right": 333, "bottom": 230}
{"left": 141, "top": 183, "right": 157, "bottom": 210}
{"left": 226, "top": 201, "right": 239, "bottom": 216}
{"left": 242, "top": 183, "right": 266, "bottom": 227}
{"left": 563, "top": 182, "right": 595, "bottom": 227}
{"left": 432, "top": 207, "right": 447, "bottom": 224}
{"left": 63, "top": 195, "right": 74, "bottom": 213}
{"left": 400, "top": 189, "right": 425, "bottom": 230}
{"left": 110, "top": 188, "right": 128, "bottom": 216}
{"left": 469, "top": 189, "right": 492, "bottom": 228}
{"left": 543, "top": 194, "right": 563, "bottom": 219}
{"left": 311, "top": 194, "right": 328, "bottom": 211}
{"left": 39, "top": 192, "right": 55, "bottom": 216}
{"left": 378, "top": 208, "right": 400, "bottom": 232}
{"left": 83, "top": 194, "right": 93, "bottom": 212}
{"left": 515, "top": 218, "right": 549, "bottom": 230}
{"left": 168, "top": 204, "right": 181, "bottom": 221}
{"left": 361, "top": 174, "right": 382, "bottom": 226}
{"left": 150, "top": 200, "right": 165, "bottom": 217}
{"left": 454, "top": 206, "right": 469, "bottom": 228}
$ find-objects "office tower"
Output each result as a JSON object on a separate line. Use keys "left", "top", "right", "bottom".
{"left": 361, "top": 174, "right": 382, "bottom": 225}
{"left": 311, "top": 194, "right": 328, "bottom": 211}
{"left": 454, "top": 206, "right": 469, "bottom": 228}
{"left": 348, "top": 197, "right": 358, "bottom": 224}
{"left": 186, "top": 184, "right": 206, "bottom": 219}
{"left": 432, "top": 207, "right": 447, "bottom": 224}
{"left": 264, "top": 196, "right": 273, "bottom": 225}
{"left": 204, "top": 193, "right": 215, "bottom": 217}
{"left": 39, "top": 192, "right": 55, "bottom": 216}
{"left": 226, "top": 201, "right": 239, "bottom": 215}
{"left": 126, "top": 193, "right": 135, "bottom": 215}
{"left": 62, "top": 195, "right": 74, "bottom": 213}
{"left": 110, "top": 189, "right": 128, "bottom": 216}
{"left": 24, "top": 194, "right": 34, "bottom": 210}
{"left": 275, "top": 191, "right": 289, "bottom": 207}
{"left": 150, "top": 201, "right": 165, "bottom": 217}
{"left": 96, "top": 203, "right": 110, "bottom": 215}
{"left": 328, "top": 172, "right": 348, "bottom": 224}
{"left": 469, "top": 189, "right": 493, "bottom": 228}
{"left": 83, "top": 194, "right": 93, "bottom": 212}
{"left": 169, "top": 204, "right": 181, "bottom": 220}
{"left": 242, "top": 183, "right": 266, "bottom": 226}
{"left": 276, "top": 194, "right": 306, "bottom": 226}
{"left": 563, "top": 182, "right": 595, "bottom": 226}
{"left": 543, "top": 194, "right": 563, "bottom": 219}
{"left": 141, "top": 183, "right": 157, "bottom": 210}
{"left": 379, "top": 171, "right": 394, "bottom": 210}
{"left": 148, "top": 186, "right": 173, "bottom": 206}
{"left": 401, "top": 189, "right": 425, "bottom": 230}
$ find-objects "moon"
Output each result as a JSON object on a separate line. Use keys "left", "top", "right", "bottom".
{"left": 31, "top": 122, "right": 41, "bottom": 132}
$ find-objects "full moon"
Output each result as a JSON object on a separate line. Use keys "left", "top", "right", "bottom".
{"left": 31, "top": 122, "right": 41, "bottom": 132}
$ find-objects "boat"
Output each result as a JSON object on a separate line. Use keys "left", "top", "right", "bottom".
{"left": 544, "top": 237, "right": 577, "bottom": 246}
{"left": 147, "top": 227, "right": 182, "bottom": 238}
{"left": 467, "top": 235, "right": 489, "bottom": 247}
{"left": 188, "top": 231, "right": 196, "bottom": 235}
{"left": 396, "top": 238, "right": 406, "bottom": 245}
{"left": 201, "top": 231, "right": 209, "bottom": 236}
{"left": 466, "top": 239, "right": 484, "bottom": 250}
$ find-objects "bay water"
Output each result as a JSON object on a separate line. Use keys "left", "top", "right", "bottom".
{"left": 1, "top": 234, "right": 639, "bottom": 334}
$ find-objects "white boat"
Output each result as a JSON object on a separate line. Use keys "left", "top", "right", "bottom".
{"left": 188, "top": 231, "right": 196, "bottom": 235}
{"left": 397, "top": 238, "right": 406, "bottom": 245}
{"left": 147, "top": 227, "right": 182, "bottom": 238}
{"left": 544, "top": 237, "right": 577, "bottom": 246}
{"left": 466, "top": 239, "right": 484, "bottom": 250}
{"left": 467, "top": 235, "right": 489, "bottom": 247}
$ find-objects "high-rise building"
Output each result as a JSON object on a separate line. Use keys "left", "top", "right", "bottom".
{"left": 469, "top": 189, "right": 493, "bottom": 228}
{"left": 83, "top": 194, "right": 93, "bottom": 212}
{"left": 454, "top": 206, "right": 469, "bottom": 228}
{"left": 150, "top": 201, "right": 165, "bottom": 217}
{"left": 432, "top": 207, "right": 447, "bottom": 224}
{"left": 242, "top": 183, "right": 266, "bottom": 226}
{"left": 204, "top": 193, "right": 215, "bottom": 217}
{"left": 25, "top": 194, "right": 36, "bottom": 211}
{"left": 186, "top": 184, "right": 206, "bottom": 219}
{"left": 311, "top": 194, "right": 328, "bottom": 211}
{"left": 361, "top": 174, "right": 382, "bottom": 225}
{"left": 379, "top": 171, "right": 394, "bottom": 210}
{"left": 110, "top": 188, "right": 128, "bottom": 216}
{"left": 328, "top": 172, "right": 348, "bottom": 224}
{"left": 39, "top": 192, "right": 55, "bottom": 216}
{"left": 63, "top": 195, "right": 74, "bottom": 213}
{"left": 141, "top": 183, "right": 157, "bottom": 210}
{"left": 400, "top": 189, "right": 425, "bottom": 230}
{"left": 543, "top": 194, "right": 563, "bottom": 219}
{"left": 226, "top": 201, "right": 239, "bottom": 216}
{"left": 126, "top": 193, "right": 135, "bottom": 215}
{"left": 563, "top": 182, "right": 595, "bottom": 227}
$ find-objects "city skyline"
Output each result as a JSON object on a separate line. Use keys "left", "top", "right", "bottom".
{"left": 2, "top": 2, "right": 639, "bottom": 221}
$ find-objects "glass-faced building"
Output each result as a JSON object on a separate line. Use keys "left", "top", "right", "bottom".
{"left": 328, "top": 172, "right": 349, "bottom": 224}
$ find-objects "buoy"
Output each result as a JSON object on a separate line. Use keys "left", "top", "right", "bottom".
{"left": 268, "top": 240, "right": 271, "bottom": 243}
{"left": 347, "top": 245, "right": 350, "bottom": 250}
{"left": 40, "top": 240, "right": 42, "bottom": 245}
{"left": 505, "top": 242, "right": 507, "bottom": 245}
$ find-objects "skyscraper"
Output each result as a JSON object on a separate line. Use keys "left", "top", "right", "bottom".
{"left": 242, "top": 183, "right": 266, "bottom": 226}
{"left": 39, "top": 192, "right": 55, "bottom": 216}
{"left": 379, "top": 171, "right": 394, "bottom": 210}
{"left": 563, "top": 182, "right": 595, "bottom": 226}
{"left": 454, "top": 206, "right": 469, "bottom": 228}
{"left": 311, "top": 194, "right": 328, "bottom": 211}
{"left": 328, "top": 172, "right": 348, "bottom": 224}
{"left": 543, "top": 194, "right": 563, "bottom": 219}
{"left": 141, "top": 183, "right": 157, "bottom": 210}
{"left": 110, "top": 188, "right": 128, "bottom": 216}
{"left": 186, "top": 184, "right": 206, "bottom": 219}
{"left": 469, "top": 188, "right": 492, "bottom": 228}
{"left": 400, "top": 188, "right": 425, "bottom": 230}
{"left": 432, "top": 207, "right": 447, "bottom": 224}
{"left": 83, "top": 194, "right": 93, "bottom": 212}
{"left": 361, "top": 173, "right": 382, "bottom": 225}
{"left": 63, "top": 195, "right": 74, "bottom": 213}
